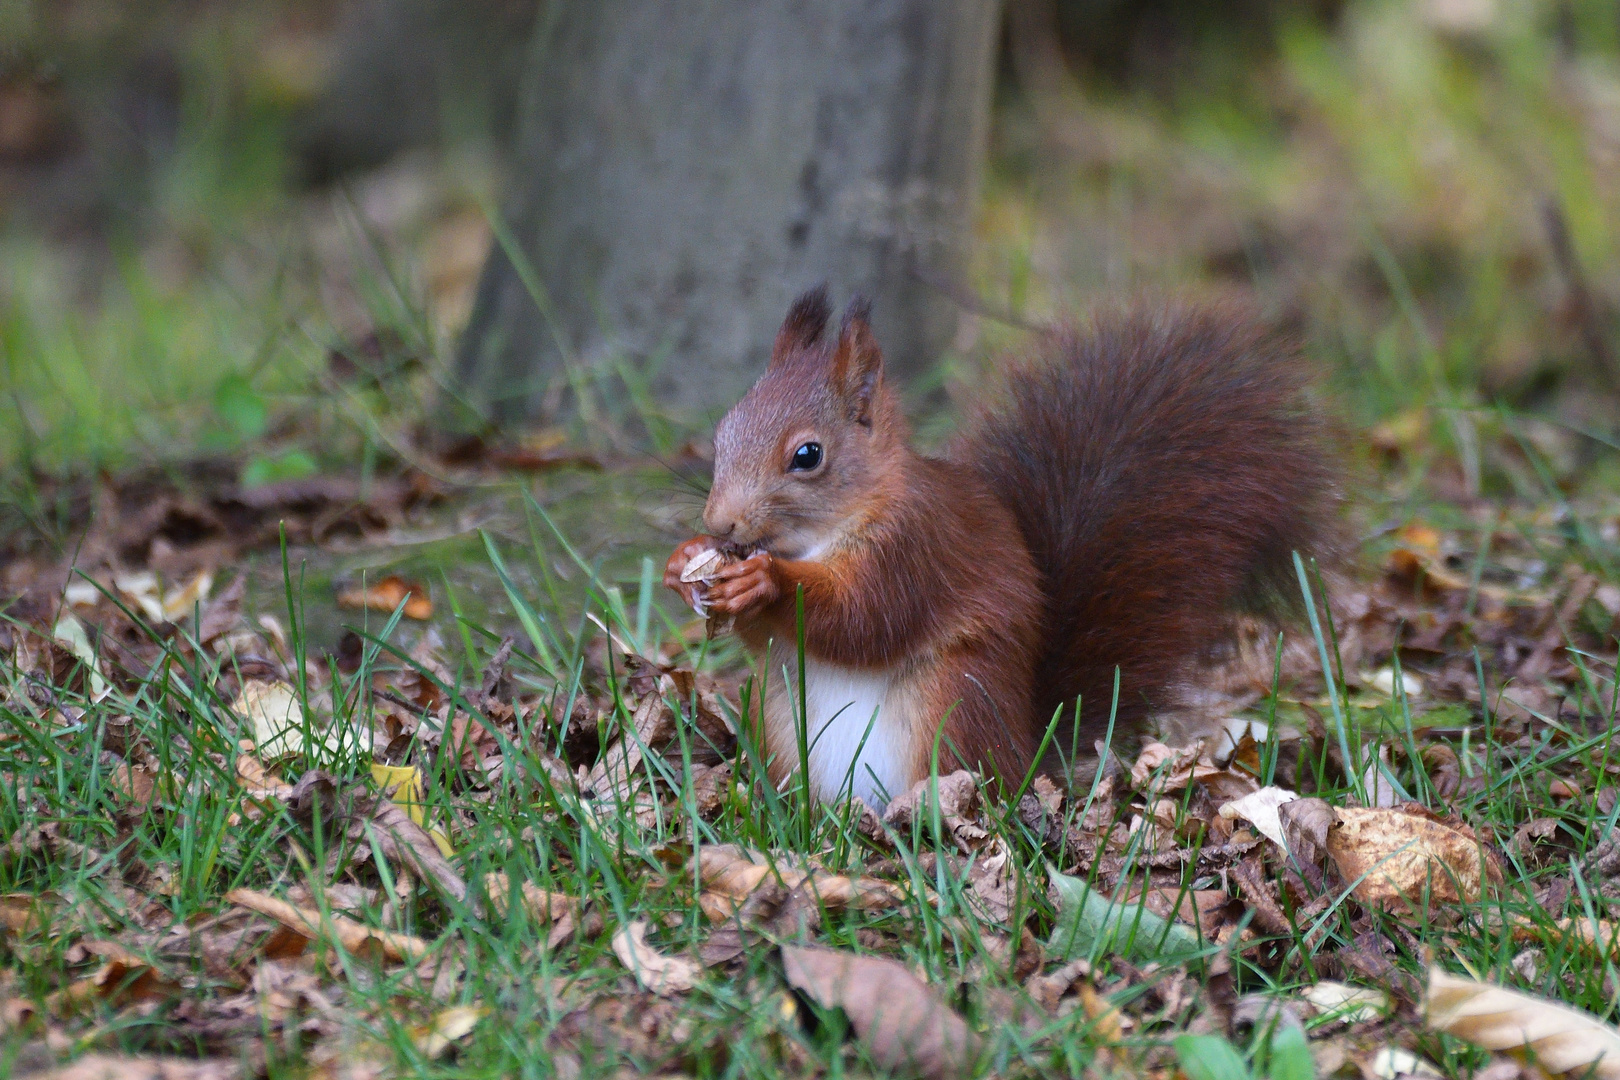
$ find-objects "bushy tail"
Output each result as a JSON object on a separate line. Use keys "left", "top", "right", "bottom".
{"left": 962, "top": 299, "right": 1337, "bottom": 752}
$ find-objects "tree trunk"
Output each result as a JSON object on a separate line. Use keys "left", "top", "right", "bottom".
{"left": 453, "top": 0, "right": 1003, "bottom": 429}
{"left": 291, "top": 0, "right": 541, "bottom": 184}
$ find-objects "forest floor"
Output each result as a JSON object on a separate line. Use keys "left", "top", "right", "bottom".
{"left": 2, "top": 3, "right": 1620, "bottom": 1079}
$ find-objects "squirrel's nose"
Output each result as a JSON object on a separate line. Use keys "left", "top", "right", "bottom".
{"left": 702, "top": 498, "right": 737, "bottom": 539}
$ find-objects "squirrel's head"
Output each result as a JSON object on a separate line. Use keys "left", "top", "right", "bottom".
{"left": 704, "top": 287, "right": 907, "bottom": 559}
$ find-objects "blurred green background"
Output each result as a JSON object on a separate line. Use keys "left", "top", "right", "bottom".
{"left": 2, "top": 0, "right": 1618, "bottom": 526}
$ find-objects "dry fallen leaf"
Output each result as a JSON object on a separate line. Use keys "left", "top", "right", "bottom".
{"left": 611, "top": 919, "right": 700, "bottom": 995}
{"left": 337, "top": 575, "right": 432, "bottom": 621}
{"left": 231, "top": 680, "right": 342, "bottom": 759}
{"left": 51, "top": 940, "right": 182, "bottom": 1012}
{"left": 1425, "top": 966, "right": 1620, "bottom": 1079}
{"left": 370, "top": 763, "right": 454, "bottom": 857}
{"left": 782, "top": 945, "right": 980, "bottom": 1080}
{"left": 225, "top": 888, "right": 429, "bottom": 964}
{"left": 882, "top": 771, "right": 989, "bottom": 852}
{"left": 1129, "top": 742, "right": 1223, "bottom": 795}
{"left": 1025, "top": 958, "right": 1093, "bottom": 1014}
{"left": 1511, "top": 915, "right": 1620, "bottom": 965}
{"left": 52, "top": 614, "right": 109, "bottom": 701}
{"left": 28, "top": 1055, "right": 241, "bottom": 1080}
{"left": 1218, "top": 786, "right": 1298, "bottom": 849}
{"left": 483, "top": 872, "right": 577, "bottom": 924}
{"left": 109, "top": 762, "right": 161, "bottom": 808}
{"left": 1326, "top": 807, "right": 1502, "bottom": 907}
{"left": 341, "top": 796, "right": 467, "bottom": 906}
{"left": 1367, "top": 1046, "right": 1445, "bottom": 1080}
{"left": 411, "top": 1004, "right": 486, "bottom": 1059}
{"left": 583, "top": 690, "right": 675, "bottom": 813}
{"left": 236, "top": 754, "right": 296, "bottom": 800}
{"left": 695, "top": 845, "right": 905, "bottom": 915}
{"left": 0, "top": 893, "right": 51, "bottom": 935}
{"left": 1303, "top": 981, "right": 1392, "bottom": 1025}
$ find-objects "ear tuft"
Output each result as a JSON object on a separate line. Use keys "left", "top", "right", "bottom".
{"left": 770, "top": 285, "right": 833, "bottom": 367}
{"left": 841, "top": 294, "right": 873, "bottom": 334}
{"left": 832, "top": 295, "right": 883, "bottom": 424}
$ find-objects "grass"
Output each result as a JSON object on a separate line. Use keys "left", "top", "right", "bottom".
{"left": 1, "top": 510, "right": 1617, "bottom": 1076}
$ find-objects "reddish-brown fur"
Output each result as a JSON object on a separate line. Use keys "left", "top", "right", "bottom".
{"left": 665, "top": 289, "right": 1334, "bottom": 800}
{"left": 961, "top": 300, "right": 1336, "bottom": 756}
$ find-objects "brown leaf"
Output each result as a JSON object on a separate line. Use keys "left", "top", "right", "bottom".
{"left": 583, "top": 690, "right": 675, "bottom": 805}
{"left": 51, "top": 940, "right": 182, "bottom": 1012}
{"left": 1512, "top": 817, "right": 1564, "bottom": 865}
{"left": 1511, "top": 914, "right": 1620, "bottom": 963}
{"left": 1422, "top": 744, "right": 1461, "bottom": 799}
{"left": 27, "top": 1055, "right": 241, "bottom": 1080}
{"left": 1425, "top": 966, "right": 1620, "bottom": 1079}
{"left": 337, "top": 575, "right": 432, "bottom": 620}
{"left": 611, "top": 919, "right": 700, "bottom": 995}
{"left": 0, "top": 892, "right": 52, "bottom": 935}
{"left": 235, "top": 754, "right": 296, "bottom": 800}
{"left": 1326, "top": 807, "right": 1502, "bottom": 908}
{"left": 197, "top": 573, "right": 247, "bottom": 645}
{"left": 694, "top": 845, "right": 906, "bottom": 916}
{"left": 483, "top": 872, "right": 578, "bottom": 924}
{"left": 882, "top": 771, "right": 989, "bottom": 852}
{"left": 1132, "top": 886, "right": 1235, "bottom": 937}
{"left": 343, "top": 796, "right": 468, "bottom": 906}
{"left": 1129, "top": 742, "right": 1223, "bottom": 794}
{"left": 109, "top": 762, "right": 161, "bottom": 808}
{"left": 224, "top": 888, "right": 429, "bottom": 964}
{"left": 1278, "top": 797, "right": 1336, "bottom": 863}
{"left": 964, "top": 841, "right": 1018, "bottom": 925}
{"left": 691, "top": 762, "right": 732, "bottom": 818}
{"left": 1025, "top": 958, "right": 1093, "bottom": 1014}
{"left": 781, "top": 945, "right": 980, "bottom": 1080}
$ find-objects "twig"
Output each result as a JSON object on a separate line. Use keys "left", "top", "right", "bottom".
{"left": 908, "top": 265, "right": 1046, "bottom": 333}
{"left": 374, "top": 687, "right": 436, "bottom": 720}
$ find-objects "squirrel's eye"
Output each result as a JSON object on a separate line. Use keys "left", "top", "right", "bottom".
{"left": 789, "top": 441, "right": 823, "bottom": 472}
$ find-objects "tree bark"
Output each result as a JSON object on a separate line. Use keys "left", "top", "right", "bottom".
{"left": 454, "top": 0, "right": 1003, "bottom": 428}
{"left": 291, "top": 0, "right": 541, "bottom": 184}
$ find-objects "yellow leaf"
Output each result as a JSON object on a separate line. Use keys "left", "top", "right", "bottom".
{"left": 370, "top": 763, "right": 453, "bottom": 857}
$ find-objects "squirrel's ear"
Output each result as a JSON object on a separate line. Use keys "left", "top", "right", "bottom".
{"left": 769, "top": 285, "right": 833, "bottom": 369}
{"left": 831, "top": 295, "right": 882, "bottom": 424}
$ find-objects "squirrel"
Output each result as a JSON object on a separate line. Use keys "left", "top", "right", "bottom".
{"left": 664, "top": 287, "right": 1336, "bottom": 809}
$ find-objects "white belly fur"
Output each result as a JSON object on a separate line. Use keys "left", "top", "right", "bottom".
{"left": 772, "top": 658, "right": 915, "bottom": 809}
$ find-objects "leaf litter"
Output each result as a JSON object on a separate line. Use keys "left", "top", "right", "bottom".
{"left": 0, "top": 470, "right": 1616, "bottom": 1077}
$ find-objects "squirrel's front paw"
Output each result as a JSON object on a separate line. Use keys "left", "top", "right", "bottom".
{"left": 705, "top": 551, "right": 779, "bottom": 619}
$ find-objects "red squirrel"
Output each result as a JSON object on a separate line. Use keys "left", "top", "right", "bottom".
{"left": 664, "top": 288, "right": 1335, "bottom": 809}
